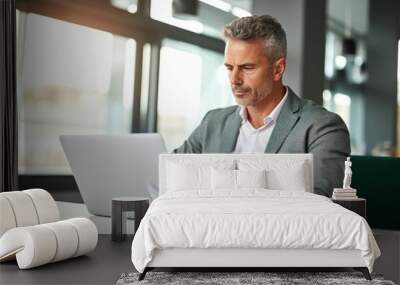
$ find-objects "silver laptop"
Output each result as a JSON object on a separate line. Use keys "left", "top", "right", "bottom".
{"left": 60, "top": 134, "right": 167, "bottom": 217}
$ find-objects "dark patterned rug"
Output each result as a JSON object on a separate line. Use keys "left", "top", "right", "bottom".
{"left": 116, "top": 271, "right": 396, "bottom": 285}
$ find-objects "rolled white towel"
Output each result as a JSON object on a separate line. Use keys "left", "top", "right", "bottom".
{"left": 0, "top": 225, "right": 57, "bottom": 269}
{"left": 1, "top": 191, "right": 39, "bottom": 227}
{"left": 0, "top": 195, "right": 17, "bottom": 237}
{"left": 23, "top": 189, "right": 60, "bottom": 224}
{"left": 0, "top": 218, "right": 98, "bottom": 269}
{"left": 42, "top": 221, "right": 79, "bottom": 263}
{"left": 65, "top": 218, "right": 98, "bottom": 257}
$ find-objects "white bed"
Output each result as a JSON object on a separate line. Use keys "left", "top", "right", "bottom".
{"left": 131, "top": 154, "right": 380, "bottom": 280}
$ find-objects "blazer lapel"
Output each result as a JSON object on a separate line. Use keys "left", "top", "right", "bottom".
{"left": 220, "top": 107, "right": 242, "bottom": 153}
{"left": 265, "top": 88, "right": 301, "bottom": 153}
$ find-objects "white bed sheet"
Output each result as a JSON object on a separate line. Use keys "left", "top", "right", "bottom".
{"left": 131, "top": 190, "right": 380, "bottom": 273}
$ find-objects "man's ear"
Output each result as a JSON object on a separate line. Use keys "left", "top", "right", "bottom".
{"left": 273, "top": 57, "right": 286, "bottom": 81}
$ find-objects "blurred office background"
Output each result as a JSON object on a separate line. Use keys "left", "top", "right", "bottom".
{"left": 14, "top": 0, "right": 399, "bottom": 179}
{"left": 1, "top": 1, "right": 397, "bottom": 281}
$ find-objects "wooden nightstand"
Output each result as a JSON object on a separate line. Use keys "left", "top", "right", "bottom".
{"left": 331, "top": 198, "right": 366, "bottom": 219}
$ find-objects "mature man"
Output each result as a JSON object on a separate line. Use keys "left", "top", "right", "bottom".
{"left": 173, "top": 15, "right": 350, "bottom": 197}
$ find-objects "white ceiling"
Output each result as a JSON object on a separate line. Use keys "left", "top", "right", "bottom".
{"left": 225, "top": 0, "right": 253, "bottom": 12}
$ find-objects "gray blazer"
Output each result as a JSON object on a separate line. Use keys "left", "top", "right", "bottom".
{"left": 173, "top": 87, "right": 351, "bottom": 196}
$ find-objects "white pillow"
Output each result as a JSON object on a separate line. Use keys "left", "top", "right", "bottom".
{"left": 166, "top": 160, "right": 235, "bottom": 192}
{"left": 236, "top": 169, "right": 267, "bottom": 189}
{"left": 167, "top": 162, "right": 209, "bottom": 191}
{"left": 237, "top": 159, "right": 308, "bottom": 192}
{"left": 211, "top": 168, "right": 267, "bottom": 190}
{"left": 211, "top": 168, "right": 236, "bottom": 190}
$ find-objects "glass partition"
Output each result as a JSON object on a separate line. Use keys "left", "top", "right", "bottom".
{"left": 157, "top": 38, "right": 234, "bottom": 151}
{"left": 17, "top": 12, "right": 136, "bottom": 174}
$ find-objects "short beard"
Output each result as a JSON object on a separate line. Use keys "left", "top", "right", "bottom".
{"left": 234, "top": 89, "right": 269, "bottom": 107}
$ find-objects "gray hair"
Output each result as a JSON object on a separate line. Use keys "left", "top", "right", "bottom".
{"left": 223, "top": 15, "right": 287, "bottom": 61}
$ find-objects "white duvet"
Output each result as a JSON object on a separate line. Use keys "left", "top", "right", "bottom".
{"left": 131, "top": 190, "right": 380, "bottom": 273}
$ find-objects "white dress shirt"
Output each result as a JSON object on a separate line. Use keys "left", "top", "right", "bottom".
{"left": 234, "top": 87, "right": 288, "bottom": 153}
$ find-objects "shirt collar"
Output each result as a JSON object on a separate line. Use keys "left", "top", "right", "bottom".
{"left": 239, "top": 86, "right": 289, "bottom": 125}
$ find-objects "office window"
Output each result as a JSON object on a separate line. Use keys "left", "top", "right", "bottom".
{"left": 324, "top": 32, "right": 337, "bottom": 78}
{"left": 323, "top": 91, "right": 351, "bottom": 128}
{"left": 333, "top": 93, "right": 351, "bottom": 129}
{"left": 157, "top": 39, "right": 234, "bottom": 152}
{"left": 322, "top": 89, "right": 333, "bottom": 111}
{"left": 17, "top": 13, "right": 136, "bottom": 174}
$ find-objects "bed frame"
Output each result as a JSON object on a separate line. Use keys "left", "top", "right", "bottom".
{"left": 139, "top": 248, "right": 371, "bottom": 280}
{"left": 138, "top": 154, "right": 372, "bottom": 281}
